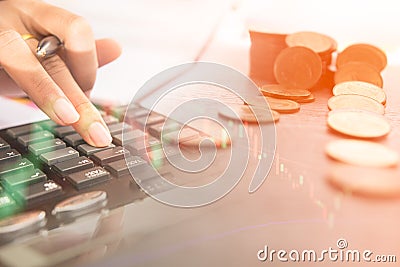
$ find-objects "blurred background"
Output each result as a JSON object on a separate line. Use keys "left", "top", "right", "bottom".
{"left": 44, "top": 0, "right": 400, "bottom": 103}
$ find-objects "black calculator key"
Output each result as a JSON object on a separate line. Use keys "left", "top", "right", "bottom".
{"left": 146, "top": 146, "right": 181, "bottom": 162}
{"left": 54, "top": 126, "right": 76, "bottom": 138}
{"left": 6, "top": 124, "right": 42, "bottom": 139}
{"left": 90, "top": 147, "right": 130, "bottom": 166}
{"left": 2, "top": 169, "right": 46, "bottom": 189}
{"left": 53, "top": 156, "right": 94, "bottom": 177}
{"left": 161, "top": 128, "right": 199, "bottom": 144}
{"left": 124, "top": 108, "right": 149, "bottom": 121}
{"left": 17, "top": 131, "right": 54, "bottom": 147}
{"left": 0, "top": 158, "right": 34, "bottom": 177}
{"left": 104, "top": 156, "right": 147, "bottom": 177}
{"left": 39, "top": 147, "right": 79, "bottom": 166}
{"left": 112, "top": 129, "right": 146, "bottom": 146}
{"left": 28, "top": 138, "right": 66, "bottom": 156}
{"left": 148, "top": 121, "right": 181, "bottom": 138}
{"left": 15, "top": 180, "right": 62, "bottom": 206}
{"left": 107, "top": 123, "right": 133, "bottom": 136}
{"left": 0, "top": 149, "right": 21, "bottom": 166}
{"left": 126, "top": 137, "right": 162, "bottom": 155}
{"left": 67, "top": 167, "right": 111, "bottom": 190}
{"left": 0, "top": 137, "right": 10, "bottom": 152}
{"left": 135, "top": 114, "right": 165, "bottom": 126}
{"left": 102, "top": 115, "right": 119, "bottom": 125}
{"left": 138, "top": 173, "right": 174, "bottom": 194}
{"left": 38, "top": 120, "right": 60, "bottom": 132}
{"left": 77, "top": 144, "right": 115, "bottom": 157}
{"left": 64, "top": 133, "right": 85, "bottom": 147}
{"left": 113, "top": 105, "right": 142, "bottom": 120}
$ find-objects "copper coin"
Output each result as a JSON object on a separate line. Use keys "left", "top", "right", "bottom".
{"left": 285, "top": 31, "right": 337, "bottom": 55}
{"left": 296, "top": 93, "right": 315, "bottom": 103}
{"left": 328, "top": 163, "right": 400, "bottom": 198}
{"left": 332, "top": 81, "right": 386, "bottom": 105}
{"left": 326, "top": 139, "right": 399, "bottom": 167}
{"left": 260, "top": 84, "right": 311, "bottom": 100}
{"left": 239, "top": 105, "right": 280, "bottom": 122}
{"left": 274, "top": 46, "right": 323, "bottom": 89}
{"left": 336, "top": 43, "right": 387, "bottom": 72}
{"left": 218, "top": 105, "right": 279, "bottom": 123}
{"left": 245, "top": 96, "right": 300, "bottom": 114}
{"left": 327, "top": 109, "right": 390, "bottom": 138}
{"left": 327, "top": 94, "right": 385, "bottom": 115}
{"left": 334, "top": 62, "right": 383, "bottom": 88}
{"left": 180, "top": 135, "right": 231, "bottom": 148}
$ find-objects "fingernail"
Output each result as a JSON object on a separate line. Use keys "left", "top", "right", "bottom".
{"left": 53, "top": 98, "right": 80, "bottom": 124}
{"left": 88, "top": 122, "right": 112, "bottom": 147}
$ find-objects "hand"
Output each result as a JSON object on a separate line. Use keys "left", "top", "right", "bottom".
{"left": 0, "top": 0, "right": 122, "bottom": 147}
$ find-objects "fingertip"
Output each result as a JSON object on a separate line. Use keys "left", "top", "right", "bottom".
{"left": 88, "top": 121, "right": 112, "bottom": 147}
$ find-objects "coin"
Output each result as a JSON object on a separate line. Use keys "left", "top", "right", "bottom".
{"left": 326, "top": 139, "right": 399, "bottom": 167}
{"left": 218, "top": 105, "right": 279, "bottom": 123}
{"left": 328, "top": 163, "right": 400, "bottom": 198}
{"left": 260, "top": 84, "right": 311, "bottom": 100}
{"left": 274, "top": 46, "right": 323, "bottom": 89}
{"left": 245, "top": 96, "right": 300, "bottom": 114}
{"left": 332, "top": 81, "right": 386, "bottom": 104}
{"left": 285, "top": 31, "right": 337, "bottom": 55}
{"left": 327, "top": 110, "right": 390, "bottom": 138}
{"left": 327, "top": 94, "right": 385, "bottom": 115}
{"left": 336, "top": 43, "right": 387, "bottom": 72}
{"left": 334, "top": 62, "right": 383, "bottom": 88}
{"left": 180, "top": 135, "right": 231, "bottom": 148}
{"left": 296, "top": 93, "right": 315, "bottom": 103}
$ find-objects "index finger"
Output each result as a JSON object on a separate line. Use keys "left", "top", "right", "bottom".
{"left": 24, "top": 1, "right": 98, "bottom": 91}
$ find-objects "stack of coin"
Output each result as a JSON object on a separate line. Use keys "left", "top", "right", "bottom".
{"left": 334, "top": 44, "right": 387, "bottom": 87}
{"left": 284, "top": 31, "right": 337, "bottom": 88}
{"left": 327, "top": 81, "right": 389, "bottom": 137}
{"left": 249, "top": 30, "right": 338, "bottom": 89}
{"left": 241, "top": 83, "right": 315, "bottom": 116}
{"left": 246, "top": 31, "right": 338, "bottom": 120}
{"left": 245, "top": 95, "right": 301, "bottom": 114}
{"left": 249, "top": 30, "right": 288, "bottom": 83}
{"left": 325, "top": 80, "right": 398, "bottom": 196}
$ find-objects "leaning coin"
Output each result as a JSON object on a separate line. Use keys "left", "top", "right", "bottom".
{"left": 245, "top": 96, "right": 300, "bottom": 114}
{"left": 328, "top": 163, "right": 400, "bottom": 198}
{"left": 326, "top": 139, "right": 399, "bottom": 167}
{"left": 274, "top": 46, "right": 322, "bottom": 89}
{"left": 334, "top": 62, "right": 383, "bottom": 88}
{"left": 328, "top": 94, "right": 385, "bottom": 115}
{"left": 327, "top": 109, "right": 390, "bottom": 138}
{"left": 336, "top": 43, "right": 387, "bottom": 72}
{"left": 261, "top": 84, "right": 311, "bottom": 100}
{"left": 218, "top": 105, "right": 279, "bottom": 123}
{"left": 332, "top": 81, "right": 386, "bottom": 104}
